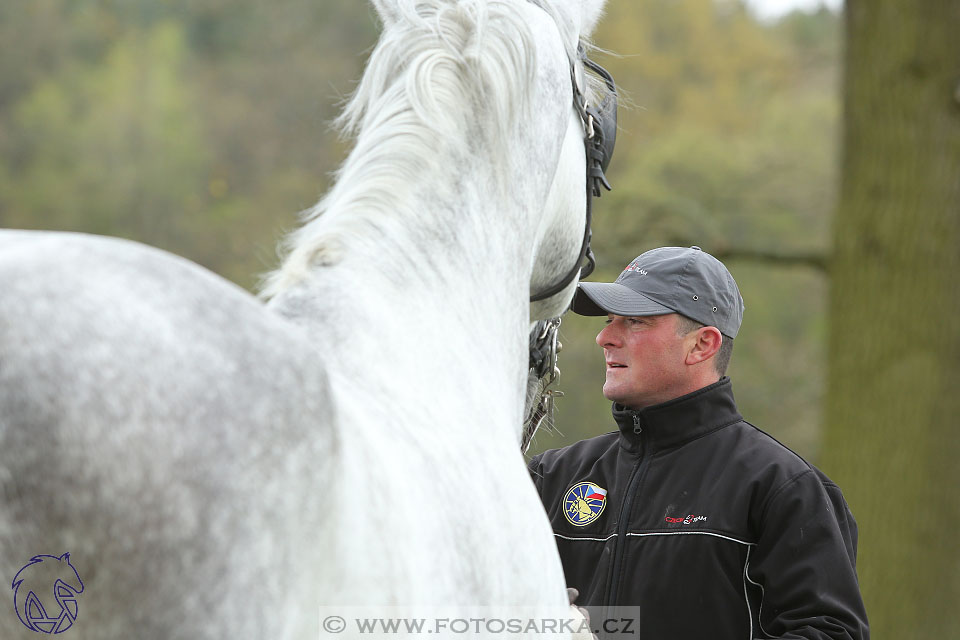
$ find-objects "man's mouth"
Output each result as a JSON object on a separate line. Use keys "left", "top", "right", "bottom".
{"left": 607, "top": 362, "right": 627, "bottom": 368}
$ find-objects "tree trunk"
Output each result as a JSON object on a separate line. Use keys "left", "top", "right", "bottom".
{"left": 823, "top": 1, "right": 960, "bottom": 637}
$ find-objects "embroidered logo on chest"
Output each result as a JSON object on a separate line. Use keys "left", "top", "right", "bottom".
{"left": 563, "top": 482, "right": 608, "bottom": 527}
{"left": 664, "top": 514, "right": 708, "bottom": 525}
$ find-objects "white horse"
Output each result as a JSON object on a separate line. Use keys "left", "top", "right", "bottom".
{"left": 0, "top": 0, "right": 610, "bottom": 637}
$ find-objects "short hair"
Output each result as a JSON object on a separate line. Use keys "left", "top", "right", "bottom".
{"left": 674, "top": 315, "right": 734, "bottom": 377}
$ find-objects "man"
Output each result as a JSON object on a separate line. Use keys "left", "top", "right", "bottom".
{"left": 528, "top": 246, "right": 869, "bottom": 640}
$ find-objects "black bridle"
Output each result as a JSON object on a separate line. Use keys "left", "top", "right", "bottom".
{"left": 523, "top": 48, "right": 617, "bottom": 453}
{"left": 529, "top": 46, "right": 618, "bottom": 304}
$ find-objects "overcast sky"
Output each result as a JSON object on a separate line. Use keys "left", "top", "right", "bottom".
{"left": 743, "top": 0, "right": 842, "bottom": 20}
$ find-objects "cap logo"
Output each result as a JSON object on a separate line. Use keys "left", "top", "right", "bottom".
{"left": 622, "top": 263, "right": 647, "bottom": 276}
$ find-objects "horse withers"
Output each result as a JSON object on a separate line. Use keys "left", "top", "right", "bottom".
{"left": 0, "top": 0, "right": 611, "bottom": 637}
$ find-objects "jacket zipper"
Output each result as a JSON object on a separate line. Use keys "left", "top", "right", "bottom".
{"left": 604, "top": 412, "right": 649, "bottom": 608}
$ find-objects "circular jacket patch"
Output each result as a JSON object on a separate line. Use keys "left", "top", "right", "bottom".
{"left": 563, "top": 482, "right": 608, "bottom": 527}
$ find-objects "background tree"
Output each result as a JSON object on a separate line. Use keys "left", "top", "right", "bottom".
{"left": 821, "top": 1, "right": 960, "bottom": 636}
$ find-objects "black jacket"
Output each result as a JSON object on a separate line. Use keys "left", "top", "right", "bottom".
{"left": 528, "top": 378, "right": 868, "bottom": 640}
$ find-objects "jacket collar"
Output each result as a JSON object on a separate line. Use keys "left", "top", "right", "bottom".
{"left": 612, "top": 377, "right": 742, "bottom": 453}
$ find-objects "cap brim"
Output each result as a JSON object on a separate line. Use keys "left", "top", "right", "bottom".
{"left": 571, "top": 282, "right": 675, "bottom": 317}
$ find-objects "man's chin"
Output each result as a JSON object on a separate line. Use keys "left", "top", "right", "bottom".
{"left": 602, "top": 385, "right": 627, "bottom": 405}
{"left": 603, "top": 386, "right": 646, "bottom": 409}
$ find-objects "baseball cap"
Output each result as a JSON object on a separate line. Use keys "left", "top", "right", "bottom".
{"left": 571, "top": 246, "right": 745, "bottom": 338}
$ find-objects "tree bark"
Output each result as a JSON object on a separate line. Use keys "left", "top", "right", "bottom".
{"left": 823, "top": 1, "right": 960, "bottom": 637}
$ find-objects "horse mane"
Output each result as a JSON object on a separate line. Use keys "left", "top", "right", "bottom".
{"left": 260, "top": 0, "right": 579, "bottom": 298}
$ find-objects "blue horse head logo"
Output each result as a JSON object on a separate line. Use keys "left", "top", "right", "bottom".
{"left": 11, "top": 553, "right": 84, "bottom": 634}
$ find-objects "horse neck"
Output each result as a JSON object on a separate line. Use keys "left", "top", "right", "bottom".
{"left": 264, "top": 1, "right": 582, "bottom": 447}
{"left": 268, "top": 154, "right": 536, "bottom": 448}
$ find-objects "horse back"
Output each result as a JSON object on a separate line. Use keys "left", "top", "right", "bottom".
{"left": 0, "top": 230, "right": 335, "bottom": 638}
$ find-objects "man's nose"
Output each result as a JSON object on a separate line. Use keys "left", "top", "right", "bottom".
{"left": 596, "top": 322, "right": 619, "bottom": 348}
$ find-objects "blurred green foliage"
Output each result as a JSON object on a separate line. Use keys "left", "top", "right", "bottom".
{"left": 0, "top": 1, "right": 840, "bottom": 459}
{"left": 0, "top": 0, "right": 382, "bottom": 286}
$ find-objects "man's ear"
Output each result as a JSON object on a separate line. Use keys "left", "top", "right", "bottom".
{"left": 685, "top": 326, "right": 723, "bottom": 366}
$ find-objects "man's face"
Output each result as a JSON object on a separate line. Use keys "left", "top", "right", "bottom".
{"left": 596, "top": 313, "right": 696, "bottom": 409}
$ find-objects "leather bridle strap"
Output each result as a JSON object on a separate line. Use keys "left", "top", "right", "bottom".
{"left": 529, "top": 51, "right": 615, "bottom": 304}
{"left": 528, "top": 164, "right": 596, "bottom": 303}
